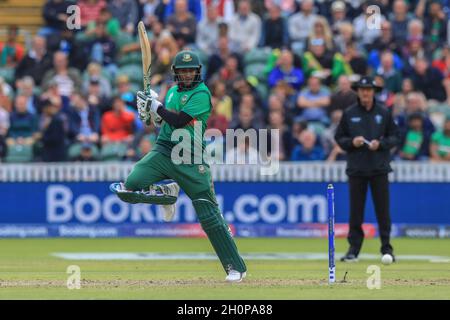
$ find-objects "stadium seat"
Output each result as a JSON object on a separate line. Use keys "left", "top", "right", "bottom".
{"left": 244, "top": 47, "right": 272, "bottom": 65}
{"left": 256, "top": 83, "right": 269, "bottom": 101}
{"left": 68, "top": 143, "right": 100, "bottom": 160}
{"left": 114, "top": 32, "right": 135, "bottom": 51}
{"left": 308, "top": 122, "right": 327, "bottom": 136}
{"left": 0, "top": 67, "right": 15, "bottom": 85}
{"left": 100, "top": 142, "right": 128, "bottom": 161}
{"left": 4, "top": 144, "right": 33, "bottom": 163}
{"left": 117, "top": 64, "right": 143, "bottom": 85}
{"left": 118, "top": 52, "right": 142, "bottom": 67}
{"left": 244, "top": 63, "right": 267, "bottom": 82}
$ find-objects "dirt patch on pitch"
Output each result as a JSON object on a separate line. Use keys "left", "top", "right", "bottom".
{"left": 1, "top": 278, "right": 450, "bottom": 288}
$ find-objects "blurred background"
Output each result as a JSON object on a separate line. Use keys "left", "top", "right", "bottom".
{"left": 0, "top": 0, "right": 449, "bottom": 239}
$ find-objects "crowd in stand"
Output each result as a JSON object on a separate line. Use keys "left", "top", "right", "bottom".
{"left": 1, "top": 0, "right": 450, "bottom": 163}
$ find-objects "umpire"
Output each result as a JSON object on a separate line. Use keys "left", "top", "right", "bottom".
{"left": 335, "top": 76, "right": 400, "bottom": 263}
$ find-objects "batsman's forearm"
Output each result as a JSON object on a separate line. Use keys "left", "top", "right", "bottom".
{"left": 156, "top": 107, "right": 193, "bottom": 128}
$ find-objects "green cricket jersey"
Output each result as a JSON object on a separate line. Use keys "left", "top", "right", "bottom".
{"left": 431, "top": 131, "right": 450, "bottom": 157}
{"left": 154, "top": 82, "right": 212, "bottom": 163}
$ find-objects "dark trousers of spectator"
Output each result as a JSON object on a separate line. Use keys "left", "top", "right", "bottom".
{"left": 347, "top": 174, "right": 393, "bottom": 255}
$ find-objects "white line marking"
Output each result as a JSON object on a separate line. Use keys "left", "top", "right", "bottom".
{"left": 51, "top": 252, "right": 450, "bottom": 262}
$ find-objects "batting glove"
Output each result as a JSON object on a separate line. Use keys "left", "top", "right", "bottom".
{"left": 137, "top": 90, "right": 163, "bottom": 126}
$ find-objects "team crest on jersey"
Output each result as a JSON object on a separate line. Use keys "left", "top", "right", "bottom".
{"left": 182, "top": 53, "right": 192, "bottom": 62}
{"left": 375, "top": 114, "right": 383, "bottom": 124}
{"left": 181, "top": 94, "right": 188, "bottom": 104}
{"left": 198, "top": 165, "right": 206, "bottom": 174}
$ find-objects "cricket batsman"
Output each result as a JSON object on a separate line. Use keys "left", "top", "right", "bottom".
{"left": 110, "top": 50, "right": 247, "bottom": 282}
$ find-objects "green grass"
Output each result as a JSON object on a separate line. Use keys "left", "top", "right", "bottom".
{"left": 0, "top": 238, "right": 449, "bottom": 299}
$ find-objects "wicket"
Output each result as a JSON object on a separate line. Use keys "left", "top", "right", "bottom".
{"left": 327, "top": 184, "right": 336, "bottom": 284}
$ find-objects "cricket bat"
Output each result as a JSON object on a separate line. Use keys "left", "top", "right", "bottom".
{"left": 138, "top": 21, "right": 152, "bottom": 95}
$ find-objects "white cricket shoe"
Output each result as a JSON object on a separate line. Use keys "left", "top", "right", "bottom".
{"left": 225, "top": 270, "right": 247, "bottom": 283}
{"left": 161, "top": 182, "right": 180, "bottom": 222}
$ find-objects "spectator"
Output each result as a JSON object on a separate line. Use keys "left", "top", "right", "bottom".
{"left": 140, "top": 0, "right": 163, "bottom": 25}
{"left": 36, "top": 100, "right": 67, "bottom": 162}
{"left": 0, "top": 84, "right": 10, "bottom": 158}
{"left": 267, "top": 94, "right": 285, "bottom": 114}
{"left": 40, "top": 0, "right": 72, "bottom": 36}
{"left": 6, "top": 95, "right": 39, "bottom": 147}
{"left": 87, "top": 21, "right": 118, "bottom": 78}
{"left": 41, "top": 51, "right": 82, "bottom": 98}
{"left": 231, "top": 92, "right": 264, "bottom": 128}
{"left": 393, "top": 78, "right": 415, "bottom": 116}
{"left": 16, "top": 76, "right": 39, "bottom": 115}
{"left": 196, "top": 4, "right": 220, "bottom": 55}
{"left": 14, "top": 36, "right": 53, "bottom": 86}
{"left": 430, "top": 117, "right": 450, "bottom": 162}
{"left": 211, "top": 54, "right": 244, "bottom": 94}
{"left": 82, "top": 62, "right": 112, "bottom": 98}
{"left": 410, "top": 57, "right": 447, "bottom": 102}
{"left": 0, "top": 26, "right": 25, "bottom": 68}
{"left": 374, "top": 51, "right": 403, "bottom": 93}
{"left": 267, "top": 110, "right": 293, "bottom": 161}
{"left": 115, "top": 75, "right": 136, "bottom": 109}
{"left": 202, "top": 0, "right": 234, "bottom": 23}
{"left": 0, "top": 103, "right": 9, "bottom": 160}
{"left": 291, "top": 129, "right": 325, "bottom": 161}
{"left": 0, "top": 77, "right": 12, "bottom": 113}
{"left": 167, "top": 0, "right": 197, "bottom": 48}
{"left": 398, "top": 112, "right": 431, "bottom": 160}
{"left": 107, "top": 0, "right": 139, "bottom": 34}
{"left": 296, "top": 75, "right": 331, "bottom": 123}
{"left": 74, "top": 143, "right": 97, "bottom": 161}
{"left": 342, "top": 41, "right": 368, "bottom": 77}
{"left": 206, "top": 36, "right": 237, "bottom": 82}
{"left": 396, "top": 91, "right": 435, "bottom": 138}
{"left": 302, "top": 38, "right": 334, "bottom": 83}
{"left": 308, "top": 16, "right": 334, "bottom": 51}
{"left": 264, "top": 0, "right": 296, "bottom": 16}
{"left": 78, "top": 0, "right": 107, "bottom": 28}
{"left": 389, "top": 0, "right": 411, "bottom": 46}
{"left": 151, "top": 34, "right": 179, "bottom": 88}
{"left": 207, "top": 96, "right": 229, "bottom": 135}
{"left": 329, "top": 75, "right": 358, "bottom": 114}
{"left": 422, "top": 0, "right": 447, "bottom": 52}
{"left": 402, "top": 37, "right": 427, "bottom": 77}
{"left": 225, "top": 135, "right": 259, "bottom": 164}
{"left": 211, "top": 80, "right": 232, "bottom": 122}
{"left": 67, "top": 92, "right": 100, "bottom": 144}
{"left": 322, "top": 109, "right": 345, "bottom": 161}
{"left": 261, "top": 3, "right": 289, "bottom": 49}
{"left": 39, "top": 79, "right": 70, "bottom": 114}
{"left": 165, "top": 0, "right": 202, "bottom": 22}
{"left": 369, "top": 21, "right": 402, "bottom": 57}
{"left": 432, "top": 45, "right": 450, "bottom": 104}
{"left": 330, "top": 1, "right": 349, "bottom": 36}
{"left": 84, "top": 78, "right": 111, "bottom": 115}
{"left": 46, "top": 28, "right": 88, "bottom": 71}
{"left": 101, "top": 96, "right": 135, "bottom": 144}
{"left": 407, "top": 19, "right": 425, "bottom": 43}
{"left": 268, "top": 49, "right": 304, "bottom": 91}
{"left": 228, "top": 0, "right": 262, "bottom": 54}
{"left": 288, "top": 0, "right": 317, "bottom": 54}
{"left": 85, "top": 7, "right": 121, "bottom": 38}
{"left": 230, "top": 103, "right": 260, "bottom": 132}
{"left": 334, "top": 22, "right": 356, "bottom": 54}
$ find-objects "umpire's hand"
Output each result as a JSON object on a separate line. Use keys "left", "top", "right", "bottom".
{"left": 368, "top": 140, "right": 380, "bottom": 151}
{"left": 352, "top": 136, "right": 365, "bottom": 148}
